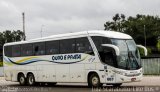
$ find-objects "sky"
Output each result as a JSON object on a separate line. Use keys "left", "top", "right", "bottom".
{"left": 0, "top": 0, "right": 160, "bottom": 40}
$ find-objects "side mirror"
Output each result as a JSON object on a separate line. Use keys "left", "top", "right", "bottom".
{"left": 137, "top": 45, "right": 147, "bottom": 56}
{"left": 101, "top": 44, "right": 120, "bottom": 56}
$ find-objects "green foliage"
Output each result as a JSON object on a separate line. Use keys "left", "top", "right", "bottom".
{"left": 157, "top": 40, "right": 160, "bottom": 52}
{"left": 0, "top": 30, "right": 24, "bottom": 46}
{"left": 104, "top": 14, "right": 126, "bottom": 32}
{"left": 147, "top": 47, "right": 152, "bottom": 55}
{"left": 104, "top": 14, "right": 160, "bottom": 47}
{"left": 0, "top": 62, "right": 3, "bottom": 67}
{"left": 139, "top": 48, "right": 145, "bottom": 56}
{"left": 139, "top": 47, "right": 152, "bottom": 56}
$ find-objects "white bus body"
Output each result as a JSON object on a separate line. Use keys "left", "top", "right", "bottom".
{"left": 3, "top": 30, "right": 147, "bottom": 87}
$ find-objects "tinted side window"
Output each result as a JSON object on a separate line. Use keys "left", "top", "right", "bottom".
{"left": 91, "top": 36, "right": 111, "bottom": 51}
{"left": 76, "top": 37, "right": 93, "bottom": 54}
{"left": 60, "top": 39, "right": 75, "bottom": 54}
{"left": 21, "top": 44, "right": 33, "bottom": 56}
{"left": 46, "top": 40, "right": 59, "bottom": 55}
{"left": 12, "top": 45, "right": 21, "bottom": 57}
{"left": 33, "top": 42, "right": 45, "bottom": 55}
{"left": 4, "top": 46, "right": 12, "bottom": 57}
{"left": 92, "top": 36, "right": 116, "bottom": 67}
{"left": 91, "top": 36, "right": 103, "bottom": 51}
{"left": 104, "top": 52, "right": 115, "bottom": 66}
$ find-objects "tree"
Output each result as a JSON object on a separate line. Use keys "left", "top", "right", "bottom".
{"left": 104, "top": 13, "right": 126, "bottom": 32}
{"left": 12, "top": 30, "right": 24, "bottom": 42}
{"left": 1, "top": 30, "right": 24, "bottom": 45}
{"left": 157, "top": 39, "right": 160, "bottom": 52}
{"left": 104, "top": 14, "right": 160, "bottom": 47}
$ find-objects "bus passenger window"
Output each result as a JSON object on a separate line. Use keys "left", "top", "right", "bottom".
{"left": 4, "top": 46, "right": 12, "bottom": 57}
{"left": 12, "top": 45, "right": 21, "bottom": 57}
{"left": 33, "top": 42, "right": 45, "bottom": 55}
{"left": 46, "top": 40, "right": 59, "bottom": 55}
{"left": 35, "top": 46, "right": 39, "bottom": 54}
{"left": 21, "top": 44, "right": 33, "bottom": 56}
{"left": 60, "top": 39, "right": 75, "bottom": 54}
{"left": 76, "top": 37, "right": 94, "bottom": 55}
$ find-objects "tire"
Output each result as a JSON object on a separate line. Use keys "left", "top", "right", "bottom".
{"left": 88, "top": 73, "right": 102, "bottom": 87}
{"left": 112, "top": 83, "right": 122, "bottom": 87}
{"left": 18, "top": 74, "right": 26, "bottom": 86}
{"left": 27, "top": 73, "right": 36, "bottom": 86}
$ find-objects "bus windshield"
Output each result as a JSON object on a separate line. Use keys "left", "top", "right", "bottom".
{"left": 111, "top": 39, "right": 141, "bottom": 70}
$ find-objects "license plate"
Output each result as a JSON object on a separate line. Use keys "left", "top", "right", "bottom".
{"left": 131, "top": 78, "right": 136, "bottom": 81}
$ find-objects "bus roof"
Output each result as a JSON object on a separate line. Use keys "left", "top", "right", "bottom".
{"left": 4, "top": 30, "right": 132, "bottom": 46}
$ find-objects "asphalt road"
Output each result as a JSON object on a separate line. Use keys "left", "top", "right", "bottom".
{"left": 0, "top": 76, "right": 160, "bottom": 92}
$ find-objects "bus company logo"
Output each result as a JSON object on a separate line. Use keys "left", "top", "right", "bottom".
{"left": 52, "top": 54, "right": 81, "bottom": 61}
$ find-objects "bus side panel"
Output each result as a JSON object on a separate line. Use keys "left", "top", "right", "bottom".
{"left": 36, "top": 65, "right": 56, "bottom": 82}
{"left": 56, "top": 64, "right": 70, "bottom": 82}
{"left": 4, "top": 66, "right": 12, "bottom": 81}
{"left": 11, "top": 66, "right": 20, "bottom": 82}
{"left": 70, "top": 64, "right": 85, "bottom": 82}
{"left": 4, "top": 66, "right": 25, "bottom": 82}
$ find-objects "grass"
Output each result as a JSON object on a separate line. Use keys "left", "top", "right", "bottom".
{"left": 0, "top": 61, "right": 3, "bottom": 67}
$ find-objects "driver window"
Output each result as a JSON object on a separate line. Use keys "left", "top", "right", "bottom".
{"left": 104, "top": 52, "right": 114, "bottom": 66}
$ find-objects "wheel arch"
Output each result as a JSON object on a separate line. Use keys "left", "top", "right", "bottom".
{"left": 87, "top": 71, "right": 99, "bottom": 83}
{"left": 26, "top": 72, "right": 34, "bottom": 77}
{"left": 87, "top": 70, "right": 106, "bottom": 84}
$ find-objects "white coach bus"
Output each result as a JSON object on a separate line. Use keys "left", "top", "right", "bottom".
{"left": 3, "top": 30, "right": 147, "bottom": 87}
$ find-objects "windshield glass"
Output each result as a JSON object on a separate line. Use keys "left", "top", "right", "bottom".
{"left": 111, "top": 39, "right": 141, "bottom": 70}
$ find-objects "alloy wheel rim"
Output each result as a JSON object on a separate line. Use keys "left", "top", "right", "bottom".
{"left": 92, "top": 76, "right": 98, "bottom": 86}
{"left": 20, "top": 77, "right": 25, "bottom": 84}
{"left": 29, "top": 76, "right": 34, "bottom": 84}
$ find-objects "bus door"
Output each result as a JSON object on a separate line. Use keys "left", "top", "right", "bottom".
{"left": 103, "top": 52, "right": 116, "bottom": 83}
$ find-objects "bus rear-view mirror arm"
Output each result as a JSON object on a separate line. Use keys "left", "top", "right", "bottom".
{"left": 101, "top": 44, "right": 120, "bottom": 56}
{"left": 137, "top": 45, "right": 147, "bottom": 56}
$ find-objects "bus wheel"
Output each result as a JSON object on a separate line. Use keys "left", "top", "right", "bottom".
{"left": 18, "top": 74, "right": 26, "bottom": 86}
{"left": 27, "top": 73, "right": 35, "bottom": 86}
{"left": 112, "top": 83, "right": 122, "bottom": 87}
{"left": 89, "top": 73, "right": 102, "bottom": 87}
